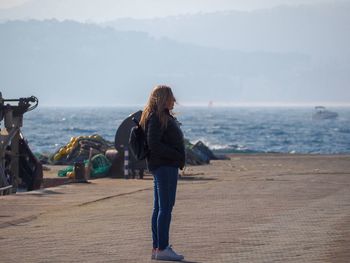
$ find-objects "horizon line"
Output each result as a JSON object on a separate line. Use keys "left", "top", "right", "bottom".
{"left": 38, "top": 102, "right": 350, "bottom": 108}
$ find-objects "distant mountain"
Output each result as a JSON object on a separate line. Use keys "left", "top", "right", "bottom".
{"left": 2, "top": 1, "right": 349, "bottom": 59}
{"left": 0, "top": 20, "right": 348, "bottom": 106}
{"left": 103, "top": 3, "right": 350, "bottom": 59}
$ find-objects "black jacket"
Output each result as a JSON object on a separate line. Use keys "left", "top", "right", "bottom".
{"left": 146, "top": 110, "right": 185, "bottom": 171}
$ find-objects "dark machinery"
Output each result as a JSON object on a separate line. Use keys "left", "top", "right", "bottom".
{"left": 0, "top": 92, "right": 42, "bottom": 195}
{"left": 114, "top": 110, "right": 147, "bottom": 179}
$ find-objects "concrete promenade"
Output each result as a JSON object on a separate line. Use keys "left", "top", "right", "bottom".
{"left": 1, "top": 154, "right": 349, "bottom": 262}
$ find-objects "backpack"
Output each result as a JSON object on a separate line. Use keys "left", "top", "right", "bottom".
{"left": 128, "top": 117, "right": 149, "bottom": 160}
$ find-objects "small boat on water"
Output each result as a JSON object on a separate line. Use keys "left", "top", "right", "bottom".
{"left": 312, "top": 106, "right": 338, "bottom": 120}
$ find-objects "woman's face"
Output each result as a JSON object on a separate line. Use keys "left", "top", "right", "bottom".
{"left": 166, "top": 96, "right": 175, "bottom": 110}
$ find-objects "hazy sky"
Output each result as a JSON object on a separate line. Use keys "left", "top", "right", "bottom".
{"left": 0, "top": 0, "right": 347, "bottom": 21}
{"left": 1, "top": 0, "right": 349, "bottom": 106}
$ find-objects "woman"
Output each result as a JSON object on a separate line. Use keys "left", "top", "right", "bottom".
{"left": 140, "top": 85, "right": 185, "bottom": 261}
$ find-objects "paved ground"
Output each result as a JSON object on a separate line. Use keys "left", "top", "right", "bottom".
{"left": 0, "top": 154, "right": 349, "bottom": 263}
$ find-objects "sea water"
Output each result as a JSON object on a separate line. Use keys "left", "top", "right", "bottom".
{"left": 20, "top": 106, "right": 350, "bottom": 154}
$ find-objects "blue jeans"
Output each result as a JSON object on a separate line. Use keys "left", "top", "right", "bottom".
{"left": 151, "top": 166, "right": 178, "bottom": 250}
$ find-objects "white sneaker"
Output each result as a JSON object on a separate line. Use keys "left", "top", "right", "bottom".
{"left": 152, "top": 249, "right": 156, "bottom": 260}
{"left": 155, "top": 245, "right": 184, "bottom": 261}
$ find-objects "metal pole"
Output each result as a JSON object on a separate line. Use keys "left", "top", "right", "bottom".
{"left": 10, "top": 130, "right": 20, "bottom": 193}
{"left": 124, "top": 147, "right": 129, "bottom": 179}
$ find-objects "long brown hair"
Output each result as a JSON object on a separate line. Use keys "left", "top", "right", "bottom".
{"left": 140, "top": 85, "right": 176, "bottom": 130}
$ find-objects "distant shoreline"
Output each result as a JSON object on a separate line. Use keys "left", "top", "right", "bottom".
{"left": 34, "top": 104, "right": 350, "bottom": 109}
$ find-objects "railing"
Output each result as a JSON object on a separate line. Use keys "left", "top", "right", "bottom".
{"left": 0, "top": 185, "right": 13, "bottom": 196}
{"left": 0, "top": 165, "right": 12, "bottom": 195}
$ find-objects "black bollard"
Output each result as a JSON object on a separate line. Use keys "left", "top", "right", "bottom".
{"left": 74, "top": 162, "right": 87, "bottom": 183}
